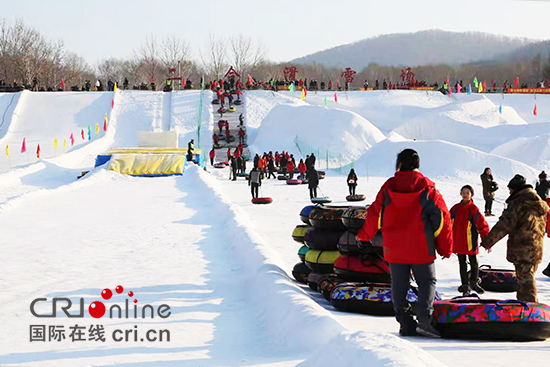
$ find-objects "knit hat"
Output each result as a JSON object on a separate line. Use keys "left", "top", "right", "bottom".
{"left": 539, "top": 171, "right": 547, "bottom": 180}
{"left": 508, "top": 174, "right": 527, "bottom": 192}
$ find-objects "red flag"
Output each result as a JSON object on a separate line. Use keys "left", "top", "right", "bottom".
{"left": 61, "top": 79, "right": 65, "bottom": 90}
{"left": 304, "top": 87, "right": 307, "bottom": 98}
{"left": 534, "top": 104, "right": 537, "bottom": 116}
{"left": 514, "top": 77, "right": 519, "bottom": 88}
{"left": 21, "top": 138, "right": 26, "bottom": 153}
{"left": 247, "top": 75, "right": 254, "bottom": 86}
{"left": 483, "top": 80, "right": 487, "bottom": 92}
{"left": 150, "top": 77, "right": 153, "bottom": 84}
{"left": 181, "top": 78, "right": 186, "bottom": 87}
{"left": 36, "top": 144, "right": 41, "bottom": 158}
{"left": 81, "top": 129, "right": 85, "bottom": 140}
{"left": 111, "top": 98, "right": 114, "bottom": 109}
{"left": 103, "top": 120, "right": 107, "bottom": 131}
{"left": 334, "top": 92, "right": 338, "bottom": 103}
{"left": 70, "top": 133, "right": 74, "bottom": 146}
{"left": 446, "top": 77, "right": 449, "bottom": 86}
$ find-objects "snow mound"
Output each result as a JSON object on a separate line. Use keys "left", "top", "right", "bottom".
{"left": 250, "top": 104, "right": 386, "bottom": 165}
{"left": 350, "top": 136, "right": 539, "bottom": 180}
{"left": 485, "top": 93, "right": 550, "bottom": 124}
{"left": 491, "top": 133, "right": 550, "bottom": 170}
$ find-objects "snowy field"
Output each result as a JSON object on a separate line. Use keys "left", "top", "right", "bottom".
{"left": 1, "top": 89, "right": 550, "bottom": 366}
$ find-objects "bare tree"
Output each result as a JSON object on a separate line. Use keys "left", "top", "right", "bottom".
{"left": 200, "top": 34, "right": 227, "bottom": 81}
{"left": 228, "top": 34, "right": 267, "bottom": 77}
{"left": 133, "top": 35, "right": 160, "bottom": 85}
{"left": 160, "top": 34, "right": 191, "bottom": 76}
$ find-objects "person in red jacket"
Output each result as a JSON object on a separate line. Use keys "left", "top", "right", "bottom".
{"left": 227, "top": 148, "right": 232, "bottom": 160}
{"left": 450, "top": 185, "right": 490, "bottom": 295}
{"left": 213, "top": 133, "right": 220, "bottom": 148}
{"left": 357, "top": 149, "right": 453, "bottom": 338}
{"left": 298, "top": 159, "right": 307, "bottom": 179}
{"left": 217, "top": 120, "right": 224, "bottom": 135}
{"left": 209, "top": 148, "right": 216, "bottom": 166}
{"left": 286, "top": 160, "right": 296, "bottom": 180}
{"left": 238, "top": 128, "right": 246, "bottom": 145}
{"left": 225, "top": 128, "right": 231, "bottom": 142}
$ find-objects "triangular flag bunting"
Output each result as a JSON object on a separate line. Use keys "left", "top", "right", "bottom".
{"left": 21, "top": 138, "right": 26, "bottom": 153}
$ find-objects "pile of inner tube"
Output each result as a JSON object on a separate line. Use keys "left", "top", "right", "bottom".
{"left": 305, "top": 249, "right": 341, "bottom": 273}
{"left": 286, "top": 179, "right": 302, "bottom": 185}
{"left": 304, "top": 227, "right": 342, "bottom": 250}
{"left": 433, "top": 295, "right": 550, "bottom": 341}
{"left": 346, "top": 194, "right": 366, "bottom": 202}
{"left": 333, "top": 255, "right": 391, "bottom": 283}
{"left": 473, "top": 265, "right": 519, "bottom": 292}
{"left": 292, "top": 224, "right": 311, "bottom": 243}
{"left": 292, "top": 262, "right": 311, "bottom": 284}
{"left": 309, "top": 206, "right": 348, "bottom": 231}
{"left": 341, "top": 206, "right": 368, "bottom": 230}
{"left": 251, "top": 197, "right": 273, "bottom": 205}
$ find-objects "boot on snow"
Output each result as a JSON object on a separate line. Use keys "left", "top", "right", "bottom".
{"left": 470, "top": 279, "right": 485, "bottom": 294}
{"left": 458, "top": 284, "right": 471, "bottom": 295}
{"left": 542, "top": 263, "right": 550, "bottom": 278}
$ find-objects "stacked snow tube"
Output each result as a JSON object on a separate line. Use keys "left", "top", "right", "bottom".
{"left": 307, "top": 271, "right": 324, "bottom": 291}
{"left": 292, "top": 224, "right": 311, "bottom": 243}
{"left": 299, "top": 206, "right": 315, "bottom": 224}
{"left": 330, "top": 283, "right": 442, "bottom": 316}
{"left": 308, "top": 206, "right": 348, "bottom": 231}
{"left": 433, "top": 297, "right": 550, "bottom": 341}
{"left": 292, "top": 263, "right": 311, "bottom": 284}
{"left": 303, "top": 227, "right": 342, "bottom": 250}
{"left": 298, "top": 245, "right": 309, "bottom": 262}
{"left": 286, "top": 179, "right": 302, "bottom": 185}
{"left": 333, "top": 255, "right": 391, "bottom": 283}
{"left": 341, "top": 206, "right": 368, "bottom": 230}
{"left": 304, "top": 249, "right": 341, "bottom": 273}
{"left": 475, "top": 265, "right": 519, "bottom": 292}
{"left": 346, "top": 194, "right": 366, "bottom": 202}
{"left": 318, "top": 274, "right": 345, "bottom": 301}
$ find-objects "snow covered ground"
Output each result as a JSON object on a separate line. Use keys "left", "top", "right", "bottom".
{"left": 1, "top": 89, "right": 550, "bottom": 366}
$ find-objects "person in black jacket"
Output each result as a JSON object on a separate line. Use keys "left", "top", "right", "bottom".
{"left": 230, "top": 156, "right": 237, "bottom": 181}
{"left": 267, "top": 157, "right": 276, "bottom": 179}
{"left": 347, "top": 168, "right": 358, "bottom": 195}
{"left": 308, "top": 167, "right": 319, "bottom": 199}
{"left": 535, "top": 171, "right": 550, "bottom": 202}
{"left": 480, "top": 167, "right": 498, "bottom": 216}
{"left": 248, "top": 167, "right": 261, "bottom": 199}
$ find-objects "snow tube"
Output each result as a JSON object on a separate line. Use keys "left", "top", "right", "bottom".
{"left": 333, "top": 255, "right": 391, "bottom": 283}
{"left": 220, "top": 161, "right": 229, "bottom": 165}
{"left": 318, "top": 274, "right": 345, "bottom": 301}
{"left": 341, "top": 206, "right": 368, "bottom": 230}
{"left": 251, "top": 197, "right": 273, "bottom": 205}
{"left": 286, "top": 179, "right": 302, "bottom": 185}
{"left": 299, "top": 205, "right": 315, "bottom": 224}
{"left": 236, "top": 172, "right": 249, "bottom": 177}
{"left": 218, "top": 107, "right": 226, "bottom": 113}
{"left": 337, "top": 231, "right": 364, "bottom": 256}
{"left": 234, "top": 100, "right": 242, "bottom": 105}
{"left": 227, "top": 106, "right": 237, "bottom": 112}
{"left": 303, "top": 227, "right": 342, "bottom": 250}
{"left": 307, "top": 272, "right": 323, "bottom": 291}
{"left": 433, "top": 297, "right": 550, "bottom": 341}
{"left": 301, "top": 179, "right": 309, "bottom": 185}
{"left": 305, "top": 250, "right": 341, "bottom": 273}
{"left": 311, "top": 197, "right": 332, "bottom": 204}
{"left": 298, "top": 245, "right": 309, "bottom": 262}
{"left": 292, "top": 224, "right": 311, "bottom": 243}
{"left": 211, "top": 99, "right": 220, "bottom": 104}
{"left": 330, "top": 283, "right": 442, "bottom": 316}
{"left": 346, "top": 194, "right": 366, "bottom": 202}
{"left": 213, "top": 163, "right": 226, "bottom": 169}
{"left": 309, "top": 206, "right": 348, "bottom": 231}
{"left": 318, "top": 171, "right": 326, "bottom": 179}
{"left": 475, "top": 265, "right": 519, "bottom": 292}
{"left": 277, "top": 175, "right": 288, "bottom": 181}
{"left": 292, "top": 262, "right": 311, "bottom": 284}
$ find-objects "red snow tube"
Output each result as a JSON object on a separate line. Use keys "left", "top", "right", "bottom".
{"left": 333, "top": 255, "right": 391, "bottom": 283}
{"left": 303, "top": 227, "right": 342, "bottom": 250}
{"left": 346, "top": 194, "right": 366, "bottom": 202}
{"left": 286, "top": 179, "right": 302, "bottom": 185}
{"left": 433, "top": 296, "right": 550, "bottom": 341}
{"left": 309, "top": 206, "right": 348, "bottom": 231}
{"left": 251, "top": 197, "right": 273, "bottom": 205}
{"left": 292, "top": 262, "right": 311, "bottom": 284}
{"left": 473, "top": 265, "right": 518, "bottom": 292}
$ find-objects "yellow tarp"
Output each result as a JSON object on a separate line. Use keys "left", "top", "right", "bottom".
{"left": 108, "top": 153, "right": 185, "bottom": 176}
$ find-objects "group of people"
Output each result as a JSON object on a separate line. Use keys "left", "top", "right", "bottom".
{"left": 356, "top": 149, "right": 550, "bottom": 338}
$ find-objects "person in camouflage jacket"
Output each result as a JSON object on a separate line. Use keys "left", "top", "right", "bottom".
{"left": 481, "top": 174, "right": 549, "bottom": 302}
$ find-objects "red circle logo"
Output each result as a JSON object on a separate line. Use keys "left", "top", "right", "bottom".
{"left": 89, "top": 301, "right": 106, "bottom": 318}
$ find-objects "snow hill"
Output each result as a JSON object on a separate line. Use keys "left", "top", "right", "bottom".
{"left": 1, "top": 89, "right": 550, "bottom": 366}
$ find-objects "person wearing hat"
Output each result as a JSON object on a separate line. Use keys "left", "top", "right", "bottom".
{"left": 481, "top": 174, "right": 549, "bottom": 302}
{"left": 187, "top": 139, "right": 194, "bottom": 162}
{"left": 480, "top": 167, "right": 498, "bottom": 216}
{"left": 357, "top": 148, "right": 453, "bottom": 338}
{"left": 535, "top": 171, "right": 550, "bottom": 204}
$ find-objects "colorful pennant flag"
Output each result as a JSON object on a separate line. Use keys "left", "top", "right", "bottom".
{"left": 114, "top": 82, "right": 118, "bottom": 92}
{"left": 95, "top": 123, "right": 99, "bottom": 134}
{"left": 61, "top": 79, "right": 65, "bottom": 90}
{"left": 111, "top": 98, "right": 114, "bottom": 109}
{"left": 534, "top": 104, "right": 537, "bottom": 116}
{"left": 21, "top": 138, "right": 26, "bottom": 153}
{"left": 473, "top": 77, "right": 478, "bottom": 88}
{"left": 448, "top": 84, "right": 452, "bottom": 98}
{"left": 70, "top": 133, "right": 74, "bottom": 146}
{"left": 324, "top": 96, "right": 328, "bottom": 107}
{"left": 334, "top": 92, "right": 338, "bottom": 103}
{"left": 457, "top": 84, "right": 462, "bottom": 94}
{"left": 63, "top": 139, "right": 66, "bottom": 150}
{"left": 483, "top": 80, "right": 487, "bottom": 92}
{"left": 87, "top": 125, "right": 92, "bottom": 141}
{"left": 499, "top": 104, "right": 502, "bottom": 114}
{"left": 5, "top": 144, "right": 9, "bottom": 158}
{"left": 36, "top": 144, "right": 41, "bottom": 158}
{"left": 81, "top": 129, "right": 85, "bottom": 140}
{"left": 468, "top": 84, "right": 472, "bottom": 95}
{"left": 54, "top": 138, "right": 58, "bottom": 150}
{"left": 103, "top": 120, "right": 107, "bottom": 131}
{"left": 514, "top": 77, "right": 519, "bottom": 88}
{"left": 478, "top": 82, "right": 483, "bottom": 93}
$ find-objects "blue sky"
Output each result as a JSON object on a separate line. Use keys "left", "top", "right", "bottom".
{"left": 1, "top": 0, "right": 549, "bottom": 65}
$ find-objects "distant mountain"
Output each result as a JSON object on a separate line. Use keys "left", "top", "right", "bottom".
{"left": 496, "top": 40, "right": 550, "bottom": 62}
{"left": 292, "top": 30, "right": 536, "bottom": 70}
